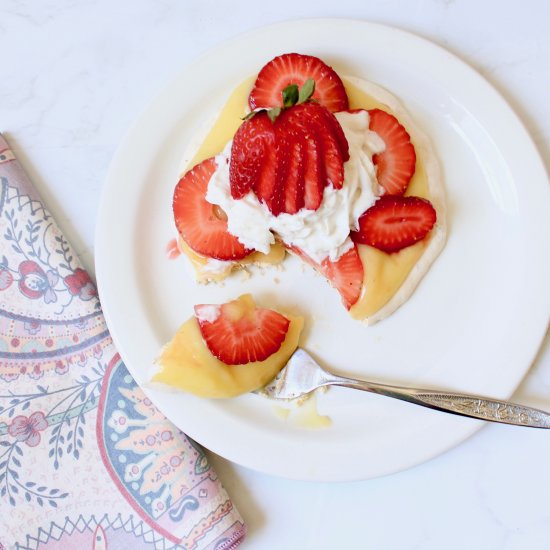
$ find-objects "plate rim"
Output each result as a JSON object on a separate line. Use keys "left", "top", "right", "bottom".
{"left": 95, "top": 18, "right": 550, "bottom": 481}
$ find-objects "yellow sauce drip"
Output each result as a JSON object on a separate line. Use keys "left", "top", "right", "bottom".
{"left": 272, "top": 392, "right": 332, "bottom": 429}
{"left": 289, "top": 393, "right": 332, "bottom": 428}
{"left": 183, "top": 75, "right": 433, "bottom": 319}
{"left": 272, "top": 405, "right": 292, "bottom": 421}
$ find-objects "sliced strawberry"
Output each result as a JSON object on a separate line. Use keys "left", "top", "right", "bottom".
{"left": 230, "top": 111, "right": 276, "bottom": 200}
{"left": 311, "top": 102, "right": 350, "bottom": 161}
{"left": 351, "top": 195, "right": 437, "bottom": 253}
{"left": 302, "top": 137, "right": 325, "bottom": 211}
{"left": 314, "top": 118, "right": 345, "bottom": 190}
{"left": 249, "top": 53, "right": 349, "bottom": 113}
{"left": 253, "top": 146, "right": 283, "bottom": 216}
{"left": 194, "top": 295, "right": 290, "bottom": 365}
{"left": 320, "top": 246, "right": 364, "bottom": 309}
{"left": 229, "top": 102, "right": 348, "bottom": 216}
{"left": 282, "top": 103, "right": 347, "bottom": 189}
{"left": 277, "top": 127, "right": 305, "bottom": 214}
{"left": 322, "top": 106, "right": 350, "bottom": 163}
{"left": 368, "top": 108, "right": 416, "bottom": 195}
{"left": 230, "top": 111, "right": 284, "bottom": 214}
{"left": 173, "top": 157, "right": 251, "bottom": 260}
{"left": 289, "top": 245, "right": 364, "bottom": 309}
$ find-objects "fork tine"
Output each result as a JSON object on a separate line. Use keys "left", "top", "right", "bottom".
{"left": 257, "top": 348, "right": 330, "bottom": 400}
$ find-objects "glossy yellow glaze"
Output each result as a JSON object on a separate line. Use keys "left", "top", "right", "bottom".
{"left": 349, "top": 241, "right": 427, "bottom": 319}
{"left": 287, "top": 393, "right": 332, "bottom": 429}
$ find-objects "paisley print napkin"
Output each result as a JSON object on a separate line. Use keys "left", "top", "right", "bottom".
{"left": 0, "top": 134, "right": 246, "bottom": 550}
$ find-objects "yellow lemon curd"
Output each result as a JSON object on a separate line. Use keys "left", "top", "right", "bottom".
{"left": 154, "top": 294, "right": 304, "bottom": 398}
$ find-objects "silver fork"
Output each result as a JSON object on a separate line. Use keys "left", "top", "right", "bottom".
{"left": 258, "top": 349, "right": 550, "bottom": 428}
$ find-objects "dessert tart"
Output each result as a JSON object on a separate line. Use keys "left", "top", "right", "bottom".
{"left": 172, "top": 53, "right": 446, "bottom": 324}
{"left": 153, "top": 294, "right": 303, "bottom": 398}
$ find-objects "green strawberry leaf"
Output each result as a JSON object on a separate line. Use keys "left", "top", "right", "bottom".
{"left": 241, "top": 80, "right": 317, "bottom": 123}
{"left": 241, "top": 110, "right": 258, "bottom": 121}
{"left": 267, "top": 106, "right": 282, "bottom": 122}
{"left": 282, "top": 84, "right": 299, "bottom": 108}
{"left": 298, "top": 78, "right": 315, "bottom": 104}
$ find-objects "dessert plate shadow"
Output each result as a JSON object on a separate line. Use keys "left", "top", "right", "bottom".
{"left": 95, "top": 19, "right": 550, "bottom": 481}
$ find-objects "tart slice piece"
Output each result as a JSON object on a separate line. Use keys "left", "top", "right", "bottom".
{"left": 153, "top": 295, "right": 304, "bottom": 398}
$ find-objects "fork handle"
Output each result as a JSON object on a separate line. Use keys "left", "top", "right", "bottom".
{"left": 331, "top": 377, "right": 550, "bottom": 428}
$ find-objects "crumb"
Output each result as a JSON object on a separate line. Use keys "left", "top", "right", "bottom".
{"left": 294, "top": 394, "right": 309, "bottom": 407}
{"left": 273, "top": 277, "right": 280, "bottom": 284}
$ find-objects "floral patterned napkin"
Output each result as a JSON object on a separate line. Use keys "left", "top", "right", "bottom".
{"left": 0, "top": 134, "right": 246, "bottom": 550}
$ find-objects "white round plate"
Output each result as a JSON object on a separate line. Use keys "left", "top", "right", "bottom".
{"left": 96, "top": 19, "right": 550, "bottom": 481}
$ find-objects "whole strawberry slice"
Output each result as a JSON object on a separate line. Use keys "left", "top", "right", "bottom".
{"left": 351, "top": 195, "right": 437, "bottom": 253}
{"left": 289, "top": 245, "right": 364, "bottom": 309}
{"left": 173, "top": 157, "right": 251, "bottom": 260}
{"left": 249, "top": 53, "right": 349, "bottom": 113}
{"left": 368, "top": 108, "right": 416, "bottom": 195}
{"left": 195, "top": 295, "right": 291, "bottom": 365}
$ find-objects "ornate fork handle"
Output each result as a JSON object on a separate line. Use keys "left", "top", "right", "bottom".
{"left": 329, "top": 376, "right": 550, "bottom": 428}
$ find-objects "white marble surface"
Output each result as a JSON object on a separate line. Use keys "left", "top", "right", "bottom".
{"left": 2, "top": 1, "right": 550, "bottom": 548}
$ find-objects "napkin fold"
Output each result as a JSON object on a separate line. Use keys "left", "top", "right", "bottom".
{"left": 0, "top": 134, "right": 246, "bottom": 549}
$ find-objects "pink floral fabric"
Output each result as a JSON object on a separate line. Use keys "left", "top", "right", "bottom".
{"left": 0, "top": 135, "right": 246, "bottom": 549}
{"left": 7, "top": 411, "right": 48, "bottom": 447}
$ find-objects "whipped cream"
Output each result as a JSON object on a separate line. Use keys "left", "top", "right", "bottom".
{"left": 202, "top": 258, "right": 232, "bottom": 277}
{"left": 205, "top": 110, "right": 385, "bottom": 263}
{"left": 194, "top": 304, "right": 221, "bottom": 323}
